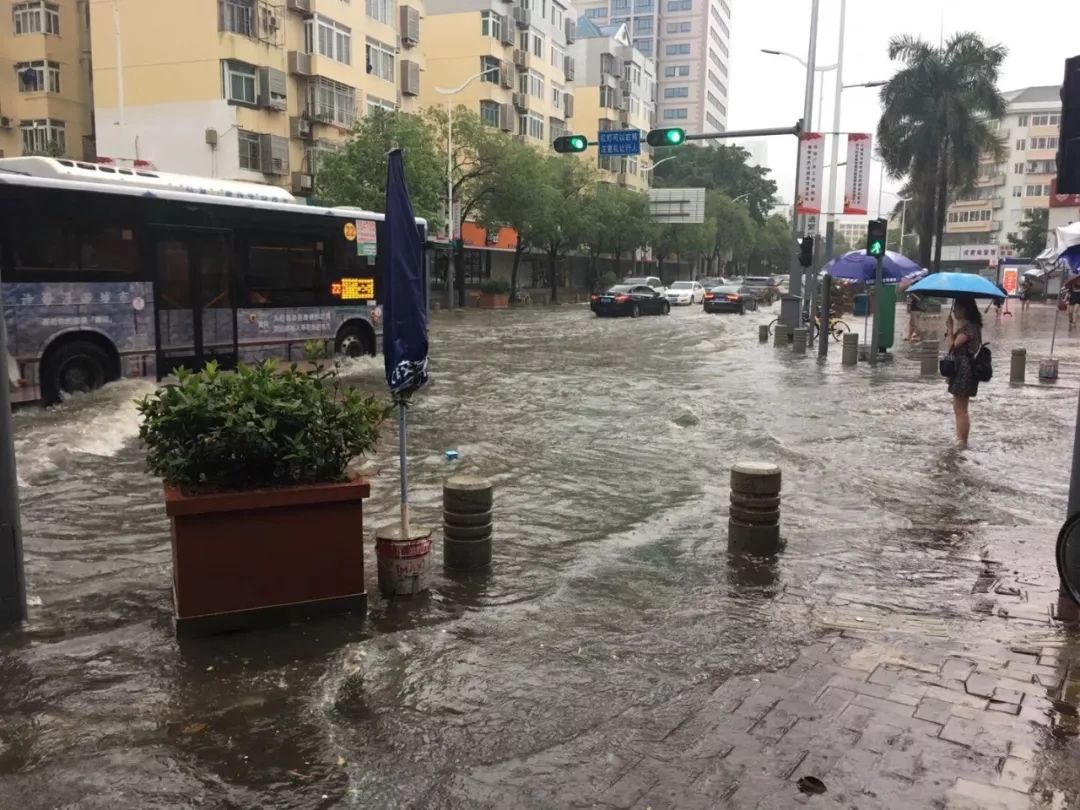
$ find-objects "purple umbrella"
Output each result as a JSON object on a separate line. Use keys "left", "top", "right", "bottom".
{"left": 822, "top": 249, "right": 923, "bottom": 284}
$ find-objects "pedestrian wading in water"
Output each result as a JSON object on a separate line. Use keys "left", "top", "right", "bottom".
{"left": 944, "top": 294, "right": 983, "bottom": 448}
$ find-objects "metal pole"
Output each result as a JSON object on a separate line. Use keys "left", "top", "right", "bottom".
{"left": 877, "top": 159, "right": 885, "bottom": 220}
{"left": 818, "top": 272, "right": 832, "bottom": 358}
{"left": 445, "top": 98, "right": 454, "bottom": 310}
{"left": 399, "top": 399, "right": 410, "bottom": 538}
{"left": 113, "top": 0, "right": 125, "bottom": 127}
{"left": 0, "top": 310, "right": 26, "bottom": 631}
{"left": 824, "top": 0, "right": 846, "bottom": 262}
{"left": 898, "top": 198, "right": 907, "bottom": 257}
{"left": 783, "top": 0, "right": 820, "bottom": 331}
{"left": 869, "top": 254, "right": 883, "bottom": 366}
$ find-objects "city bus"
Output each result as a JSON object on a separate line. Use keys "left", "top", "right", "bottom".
{"left": 0, "top": 157, "right": 427, "bottom": 404}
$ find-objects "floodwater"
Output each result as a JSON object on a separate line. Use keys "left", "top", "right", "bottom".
{"left": 0, "top": 300, "right": 1078, "bottom": 808}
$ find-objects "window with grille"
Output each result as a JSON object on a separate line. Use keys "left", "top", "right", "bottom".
{"left": 665, "top": 43, "right": 690, "bottom": 55}
{"left": 305, "top": 15, "right": 352, "bottom": 64}
{"left": 518, "top": 113, "right": 544, "bottom": 140}
{"left": 365, "top": 0, "right": 392, "bottom": 24}
{"left": 13, "top": 2, "right": 59, "bottom": 35}
{"left": 366, "top": 39, "right": 395, "bottom": 82}
{"left": 306, "top": 77, "right": 357, "bottom": 126}
{"left": 238, "top": 130, "right": 261, "bottom": 170}
{"left": 481, "top": 10, "right": 501, "bottom": 40}
{"left": 15, "top": 60, "right": 60, "bottom": 93}
{"left": 20, "top": 119, "right": 65, "bottom": 155}
{"left": 480, "top": 56, "right": 500, "bottom": 83}
{"left": 223, "top": 60, "right": 257, "bottom": 104}
{"left": 480, "top": 100, "right": 500, "bottom": 128}
{"left": 218, "top": 0, "right": 254, "bottom": 36}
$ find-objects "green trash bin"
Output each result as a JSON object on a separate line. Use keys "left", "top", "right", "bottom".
{"left": 876, "top": 285, "right": 897, "bottom": 351}
{"left": 853, "top": 293, "right": 870, "bottom": 317}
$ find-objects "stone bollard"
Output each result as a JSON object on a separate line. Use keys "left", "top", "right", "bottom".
{"left": 758, "top": 324, "right": 770, "bottom": 343}
{"left": 1011, "top": 348, "right": 1027, "bottom": 384}
{"left": 773, "top": 323, "right": 789, "bottom": 348}
{"left": 443, "top": 475, "right": 493, "bottom": 571}
{"left": 921, "top": 340, "right": 939, "bottom": 377}
{"left": 728, "top": 462, "right": 782, "bottom": 555}
{"left": 841, "top": 332, "right": 859, "bottom": 366}
{"left": 375, "top": 524, "right": 433, "bottom": 597}
{"left": 792, "top": 327, "right": 808, "bottom": 354}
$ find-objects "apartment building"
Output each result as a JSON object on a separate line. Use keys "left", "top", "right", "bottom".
{"left": 0, "top": 0, "right": 95, "bottom": 160}
{"left": 944, "top": 85, "right": 1061, "bottom": 258}
{"left": 421, "top": 0, "right": 576, "bottom": 150}
{"left": 570, "top": 15, "right": 654, "bottom": 189}
{"left": 89, "top": 0, "right": 425, "bottom": 196}
{"left": 575, "top": 0, "right": 729, "bottom": 135}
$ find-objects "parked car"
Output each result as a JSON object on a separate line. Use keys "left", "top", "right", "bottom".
{"left": 622, "top": 276, "right": 666, "bottom": 295}
{"left": 743, "top": 276, "right": 781, "bottom": 304}
{"left": 697, "top": 276, "right": 729, "bottom": 290}
{"left": 704, "top": 285, "right": 757, "bottom": 314}
{"left": 665, "top": 280, "right": 705, "bottom": 305}
{"left": 591, "top": 284, "right": 671, "bottom": 317}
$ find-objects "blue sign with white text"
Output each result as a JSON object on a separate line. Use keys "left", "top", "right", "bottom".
{"left": 598, "top": 129, "right": 642, "bottom": 157}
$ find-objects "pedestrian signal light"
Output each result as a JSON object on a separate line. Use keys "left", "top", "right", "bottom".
{"left": 866, "top": 218, "right": 887, "bottom": 257}
{"left": 645, "top": 128, "right": 686, "bottom": 147}
{"left": 798, "top": 236, "right": 814, "bottom": 268}
{"left": 553, "top": 135, "right": 588, "bottom": 153}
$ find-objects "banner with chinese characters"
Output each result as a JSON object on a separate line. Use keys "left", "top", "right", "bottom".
{"left": 843, "top": 133, "right": 872, "bottom": 215}
{"left": 795, "top": 133, "right": 825, "bottom": 215}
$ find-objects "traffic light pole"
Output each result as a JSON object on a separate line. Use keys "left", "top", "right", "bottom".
{"left": 0, "top": 308, "right": 26, "bottom": 632}
{"left": 868, "top": 253, "right": 883, "bottom": 367}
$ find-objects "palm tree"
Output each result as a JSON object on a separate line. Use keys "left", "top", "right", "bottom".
{"left": 877, "top": 33, "right": 1007, "bottom": 271}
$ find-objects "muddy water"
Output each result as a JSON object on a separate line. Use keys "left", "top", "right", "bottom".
{"left": 0, "top": 302, "right": 1076, "bottom": 808}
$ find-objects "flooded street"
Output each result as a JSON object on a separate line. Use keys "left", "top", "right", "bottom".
{"left": 1, "top": 301, "right": 1079, "bottom": 808}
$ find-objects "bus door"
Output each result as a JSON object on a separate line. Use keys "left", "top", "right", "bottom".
{"left": 152, "top": 228, "right": 238, "bottom": 376}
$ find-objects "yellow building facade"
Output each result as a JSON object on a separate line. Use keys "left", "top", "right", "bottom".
{"left": 89, "top": 0, "right": 424, "bottom": 195}
{"left": 0, "top": 0, "right": 95, "bottom": 160}
{"left": 420, "top": 0, "right": 576, "bottom": 150}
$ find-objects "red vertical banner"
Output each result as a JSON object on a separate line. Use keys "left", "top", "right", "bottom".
{"left": 844, "top": 133, "right": 872, "bottom": 215}
{"left": 795, "top": 133, "right": 825, "bottom": 214}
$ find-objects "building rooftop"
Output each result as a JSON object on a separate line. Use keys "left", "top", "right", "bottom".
{"left": 1003, "top": 85, "right": 1061, "bottom": 106}
{"left": 575, "top": 15, "right": 606, "bottom": 38}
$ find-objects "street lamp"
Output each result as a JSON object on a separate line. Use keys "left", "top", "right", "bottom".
{"left": 640, "top": 154, "right": 679, "bottom": 173}
{"left": 434, "top": 67, "right": 500, "bottom": 307}
{"left": 760, "top": 48, "right": 838, "bottom": 131}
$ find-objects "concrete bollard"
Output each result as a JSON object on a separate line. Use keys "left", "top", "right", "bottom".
{"left": 758, "top": 324, "right": 770, "bottom": 343}
{"left": 921, "top": 339, "right": 939, "bottom": 377}
{"left": 792, "top": 327, "right": 808, "bottom": 354}
{"left": 841, "top": 332, "right": 859, "bottom": 366}
{"left": 443, "top": 475, "right": 493, "bottom": 571}
{"left": 773, "top": 323, "right": 789, "bottom": 348}
{"left": 1011, "top": 348, "right": 1027, "bottom": 384}
{"left": 376, "top": 524, "right": 433, "bottom": 597}
{"left": 728, "top": 462, "right": 782, "bottom": 555}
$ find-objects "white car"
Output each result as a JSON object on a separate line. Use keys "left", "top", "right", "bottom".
{"left": 665, "top": 280, "right": 705, "bottom": 305}
{"left": 622, "top": 276, "right": 666, "bottom": 296}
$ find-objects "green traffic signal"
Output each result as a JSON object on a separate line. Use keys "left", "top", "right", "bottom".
{"left": 645, "top": 127, "right": 686, "bottom": 147}
{"left": 553, "top": 134, "right": 588, "bottom": 153}
{"left": 865, "top": 218, "right": 888, "bottom": 257}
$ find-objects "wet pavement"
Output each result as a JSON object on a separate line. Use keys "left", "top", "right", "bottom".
{"left": 2, "top": 300, "right": 1080, "bottom": 808}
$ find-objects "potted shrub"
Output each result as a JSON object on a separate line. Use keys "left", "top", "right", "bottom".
{"left": 477, "top": 278, "right": 511, "bottom": 309}
{"left": 137, "top": 358, "right": 390, "bottom": 637}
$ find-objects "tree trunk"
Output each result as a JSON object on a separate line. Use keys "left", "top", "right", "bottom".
{"left": 510, "top": 244, "right": 524, "bottom": 304}
{"left": 916, "top": 178, "right": 935, "bottom": 270}
{"left": 932, "top": 143, "right": 949, "bottom": 273}
{"left": 613, "top": 249, "right": 622, "bottom": 277}
{"left": 548, "top": 249, "right": 558, "bottom": 303}
{"left": 454, "top": 241, "right": 466, "bottom": 307}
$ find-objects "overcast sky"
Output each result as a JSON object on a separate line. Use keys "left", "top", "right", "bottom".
{"left": 726, "top": 0, "right": 1080, "bottom": 216}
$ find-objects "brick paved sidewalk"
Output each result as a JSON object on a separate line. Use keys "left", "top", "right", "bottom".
{"left": 451, "top": 527, "right": 1080, "bottom": 809}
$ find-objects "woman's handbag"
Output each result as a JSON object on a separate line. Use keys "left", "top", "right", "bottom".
{"left": 939, "top": 354, "right": 957, "bottom": 378}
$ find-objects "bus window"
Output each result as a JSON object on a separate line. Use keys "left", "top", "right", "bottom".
{"left": 244, "top": 237, "right": 323, "bottom": 307}
{"left": 157, "top": 241, "right": 192, "bottom": 309}
{"left": 80, "top": 225, "right": 139, "bottom": 275}
{"left": 12, "top": 224, "right": 78, "bottom": 274}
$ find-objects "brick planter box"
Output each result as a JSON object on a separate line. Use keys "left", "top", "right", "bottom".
{"left": 164, "top": 478, "right": 370, "bottom": 637}
{"left": 477, "top": 292, "right": 509, "bottom": 309}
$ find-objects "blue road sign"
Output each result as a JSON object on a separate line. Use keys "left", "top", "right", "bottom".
{"left": 598, "top": 129, "right": 642, "bottom": 157}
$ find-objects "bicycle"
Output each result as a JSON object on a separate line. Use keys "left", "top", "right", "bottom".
{"left": 767, "top": 311, "right": 851, "bottom": 342}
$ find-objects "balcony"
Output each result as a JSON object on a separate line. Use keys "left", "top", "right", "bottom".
{"left": 975, "top": 173, "right": 1005, "bottom": 187}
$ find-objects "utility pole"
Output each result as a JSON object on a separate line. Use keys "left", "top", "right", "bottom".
{"left": 0, "top": 312, "right": 26, "bottom": 632}
{"left": 782, "top": 0, "right": 820, "bottom": 333}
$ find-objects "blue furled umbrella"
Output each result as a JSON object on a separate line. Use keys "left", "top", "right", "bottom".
{"left": 906, "top": 272, "right": 1005, "bottom": 299}
{"left": 821, "top": 249, "right": 923, "bottom": 284}
{"left": 382, "top": 148, "right": 429, "bottom": 535}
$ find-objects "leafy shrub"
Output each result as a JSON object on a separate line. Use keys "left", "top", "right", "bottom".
{"left": 137, "top": 360, "right": 391, "bottom": 492}
{"left": 596, "top": 272, "right": 617, "bottom": 292}
{"left": 479, "top": 278, "right": 510, "bottom": 295}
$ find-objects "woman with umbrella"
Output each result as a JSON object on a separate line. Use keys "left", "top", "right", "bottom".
{"left": 907, "top": 273, "right": 1003, "bottom": 449}
{"left": 944, "top": 295, "right": 982, "bottom": 448}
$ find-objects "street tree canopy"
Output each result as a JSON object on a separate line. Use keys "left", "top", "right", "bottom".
{"left": 650, "top": 143, "right": 777, "bottom": 224}
{"left": 1007, "top": 208, "right": 1049, "bottom": 259}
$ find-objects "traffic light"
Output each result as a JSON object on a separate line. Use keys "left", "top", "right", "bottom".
{"left": 553, "top": 134, "right": 588, "bottom": 153}
{"left": 798, "top": 236, "right": 814, "bottom": 268}
{"left": 646, "top": 127, "right": 686, "bottom": 147}
{"left": 866, "top": 218, "right": 887, "bottom": 257}
{"left": 1057, "top": 55, "right": 1080, "bottom": 193}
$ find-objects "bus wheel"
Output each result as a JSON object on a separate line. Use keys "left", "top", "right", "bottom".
{"left": 335, "top": 324, "right": 373, "bottom": 358}
{"left": 43, "top": 341, "right": 111, "bottom": 404}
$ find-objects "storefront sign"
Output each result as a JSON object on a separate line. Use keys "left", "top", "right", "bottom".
{"left": 1002, "top": 267, "right": 1018, "bottom": 295}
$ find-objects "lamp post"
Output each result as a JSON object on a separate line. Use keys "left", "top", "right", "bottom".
{"left": 759, "top": 49, "right": 837, "bottom": 132}
{"left": 435, "top": 67, "right": 500, "bottom": 308}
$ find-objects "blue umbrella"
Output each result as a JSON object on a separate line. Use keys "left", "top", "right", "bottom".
{"left": 907, "top": 272, "right": 1005, "bottom": 299}
{"left": 382, "top": 148, "right": 429, "bottom": 537}
{"left": 821, "top": 249, "right": 923, "bottom": 284}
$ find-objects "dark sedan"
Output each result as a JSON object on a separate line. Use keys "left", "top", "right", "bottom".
{"left": 703, "top": 285, "right": 758, "bottom": 314}
{"left": 591, "top": 285, "right": 670, "bottom": 317}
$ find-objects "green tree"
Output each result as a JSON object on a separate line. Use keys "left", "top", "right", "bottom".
{"left": 316, "top": 109, "right": 444, "bottom": 229}
{"left": 651, "top": 144, "right": 778, "bottom": 224}
{"left": 607, "top": 188, "right": 654, "bottom": 276}
{"left": 877, "top": 33, "right": 1008, "bottom": 271}
{"left": 532, "top": 155, "right": 595, "bottom": 302}
{"left": 749, "top": 214, "right": 792, "bottom": 274}
{"left": 705, "top": 191, "right": 755, "bottom": 275}
{"left": 652, "top": 221, "right": 712, "bottom": 281}
{"left": 1007, "top": 208, "right": 1049, "bottom": 258}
